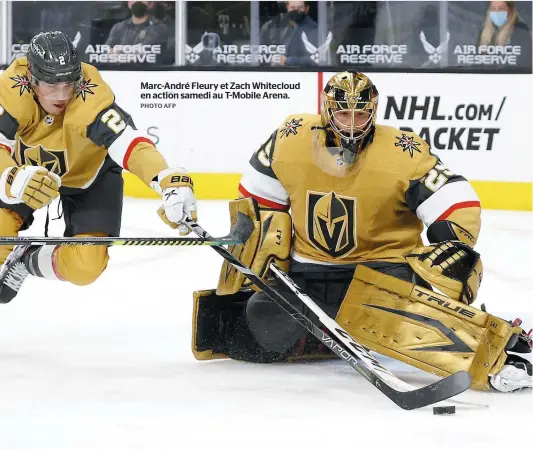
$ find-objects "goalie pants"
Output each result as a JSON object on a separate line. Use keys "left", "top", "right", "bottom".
{"left": 0, "top": 157, "right": 123, "bottom": 285}
{"left": 245, "top": 262, "right": 423, "bottom": 356}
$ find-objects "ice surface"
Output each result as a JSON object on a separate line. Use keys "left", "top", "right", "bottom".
{"left": 0, "top": 198, "right": 531, "bottom": 449}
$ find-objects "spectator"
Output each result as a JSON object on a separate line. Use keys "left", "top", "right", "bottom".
{"left": 105, "top": 1, "right": 168, "bottom": 62}
{"left": 260, "top": 1, "right": 318, "bottom": 66}
{"left": 149, "top": 1, "right": 175, "bottom": 64}
{"left": 478, "top": 1, "right": 531, "bottom": 66}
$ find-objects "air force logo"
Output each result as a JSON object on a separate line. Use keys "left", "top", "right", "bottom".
{"left": 302, "top": 31, "right": 333, "bottom": 64}
{"left": 420, "top": 31, "right": 450, "bottom": 64}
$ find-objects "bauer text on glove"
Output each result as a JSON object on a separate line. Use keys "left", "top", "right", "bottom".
{"left": 151, "top": 168, "right": 197, "bottom": 235}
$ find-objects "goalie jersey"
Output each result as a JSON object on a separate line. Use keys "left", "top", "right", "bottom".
{"left": 239, "top": 114, "right": 481, "bottom": 265}
{"left": 0, "top": 57, "right": 166, "bottom": 192}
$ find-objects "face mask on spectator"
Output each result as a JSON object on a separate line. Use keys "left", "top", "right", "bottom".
{"left": 287, "top": 10, "right": 306, "bottom": 23}
{"left": 490, "top": 11, "right": 508, "bottom": 27}
{"left": 131, "top": 1, "right": 148, "bottom": 18}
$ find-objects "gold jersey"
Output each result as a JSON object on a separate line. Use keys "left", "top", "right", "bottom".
{"left": 239, "top": 114, "right": 481, "bottom": 265}
{"left": 0, "top": 57, "right": 167, "bottom": 191}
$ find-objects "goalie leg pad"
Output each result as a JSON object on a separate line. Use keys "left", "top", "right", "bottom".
{"left": 192, "top": 286, "right": 339, "bottom": 363}
{"left": 335, "top": 265, "right": 522, "bottom": 390}
{"left": 192, "top": 289, "right": 289, "bottom": 363}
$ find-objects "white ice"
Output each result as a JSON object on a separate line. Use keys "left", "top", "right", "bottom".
{"left": 0, "top": 198, "right": 531, "bottom": 449}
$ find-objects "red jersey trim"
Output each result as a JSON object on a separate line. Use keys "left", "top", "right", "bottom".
{"left": 436, "top": 201, "right": 481, "bottom": 221}
{"left": 123, "top": 137, "right": 154, "bottom": 170}
{"left": 238, "top": 184, "right": 288, "bottom": 210}
{"left": 0, "top": 143, "right": 12, "bottom": 155}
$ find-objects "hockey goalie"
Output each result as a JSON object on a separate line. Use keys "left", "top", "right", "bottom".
{"left": 193, "top": 71, "right": 532, "bottom": 393}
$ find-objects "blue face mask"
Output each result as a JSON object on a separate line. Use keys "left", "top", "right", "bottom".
{"left": 491, "top": 11, "right": 508, "bottom": 27}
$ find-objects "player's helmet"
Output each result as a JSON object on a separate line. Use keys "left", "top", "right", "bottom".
{"left": 320, "top": 71, "right": 378, "bottom": 164}
{"left": 27, "top": 31, "right": 81, "bottom": 86}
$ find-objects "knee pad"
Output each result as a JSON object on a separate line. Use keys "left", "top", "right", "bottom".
{"left": 246, "top": 291, "right": 306, "bottom": 354}
{"left": 55, "top": 234, "right": 109, "bottom": 285}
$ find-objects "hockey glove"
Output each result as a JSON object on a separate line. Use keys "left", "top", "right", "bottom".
{"left": 0, "top": 165, "right": 61, "bottom": 210}
{"left": 406, "top": 240, "right": 482, "bottom": 305}
{"left": 151, "top": 168, "right": 197, "bottom": 235}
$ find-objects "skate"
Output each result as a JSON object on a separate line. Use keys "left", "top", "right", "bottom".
{"left": 0, "top": 245, "right": 33, "bottom": 304}
{"left": 490, "top": 353, "right": 532, "bottom": 392}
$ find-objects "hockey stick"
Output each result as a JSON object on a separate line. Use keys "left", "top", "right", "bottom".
{"left": 0, "top": 213, "right": 252, "bottom": 247}
{"left": 0, "top": 236, "right": 241, "bottom": 247}
{"left": 185, "top": 217, "right": 472, "bottom": 410}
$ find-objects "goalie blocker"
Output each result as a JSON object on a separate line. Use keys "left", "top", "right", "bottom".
{"left": 192, "top": 199, "right": 531, "bottom": 390}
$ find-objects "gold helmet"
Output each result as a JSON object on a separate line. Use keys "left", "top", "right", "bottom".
{"left": 320, "top": 71, "right": 379, "bottom": 164}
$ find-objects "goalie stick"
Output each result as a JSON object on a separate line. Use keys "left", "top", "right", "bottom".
{"left": 185, "top": 216, "right": 472, "bottom": 410}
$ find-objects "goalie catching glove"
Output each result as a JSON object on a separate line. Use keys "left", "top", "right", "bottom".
{"left": 406, "top": 240, "right": 483, "bottom": 305}
{"left": 0, "top": 165, "right": 61, "bottom": 210}
{"left": 151, "top": 168, "right": 197, "bottom": 235}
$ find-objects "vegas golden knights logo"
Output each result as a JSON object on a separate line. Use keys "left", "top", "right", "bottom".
{"left": 18, "top": 139, "right": 68, "bottom": 177}
{"left": 306, "top": 191, "right": 357, "bottom": 258}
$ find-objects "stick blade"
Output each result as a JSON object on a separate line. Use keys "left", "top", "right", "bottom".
{"left": 228, "top": 212, "right": 254, "bottom": 244}
{"left": 388, "top": 370, "right": 472, "bottom": 410}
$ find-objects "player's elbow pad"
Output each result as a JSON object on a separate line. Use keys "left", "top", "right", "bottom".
{"left": 216, "top": 197, "right": 292, "bottom": 295}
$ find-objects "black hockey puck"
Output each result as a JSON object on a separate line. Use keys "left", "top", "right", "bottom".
{"left": 433, "top": 406, "right": 456, "bottom": 415}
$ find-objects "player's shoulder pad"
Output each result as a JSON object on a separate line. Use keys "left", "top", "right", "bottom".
{"left": 65, "top": 62, "right": 115, "bottom": 127}
{"left": 373, "top": 125, "right": 435, "bottom": 172}
{"left": 273, "top": 113, "right": 321, "bottom": 160}
{"left": 0, "top": 57, "right": 38, "bottom": 130}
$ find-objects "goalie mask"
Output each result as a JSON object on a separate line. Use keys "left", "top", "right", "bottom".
{"left": 313, "top": 72, "right": 378, "bottom": 177}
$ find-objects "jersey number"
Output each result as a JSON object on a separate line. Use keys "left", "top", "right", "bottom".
{"left": 424, "top": 162, "right": 455, "bottom": 192}
{"left": 101, "top": 109, "right": 126, "bottom": 134}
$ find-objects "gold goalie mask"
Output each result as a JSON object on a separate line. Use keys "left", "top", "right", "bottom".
{"left": 314, "top": 72, "right": 379, "bottom": 177}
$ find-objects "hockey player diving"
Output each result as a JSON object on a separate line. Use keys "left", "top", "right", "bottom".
{"left": 0, "top": 31, "right": 197, "bottom": 302}
{"left": 193, "top": 71, "right": 532, "bottom": 393}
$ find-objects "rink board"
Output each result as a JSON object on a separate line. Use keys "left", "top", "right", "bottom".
{"left": 106, "top": 70, "right": 533, "bottom": 211}
{"left": 0, "top": 68, "right": 530, "bottom": 210}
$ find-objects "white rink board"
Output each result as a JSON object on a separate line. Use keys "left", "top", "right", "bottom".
{"left": 1, "top": 68, "right": 531, "bottom": 183}
{"left": 99, "top": 71, "right": 318, "bottom": 173}
{"left": 102, "top": 70, "right": 531, "bottom": 182}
